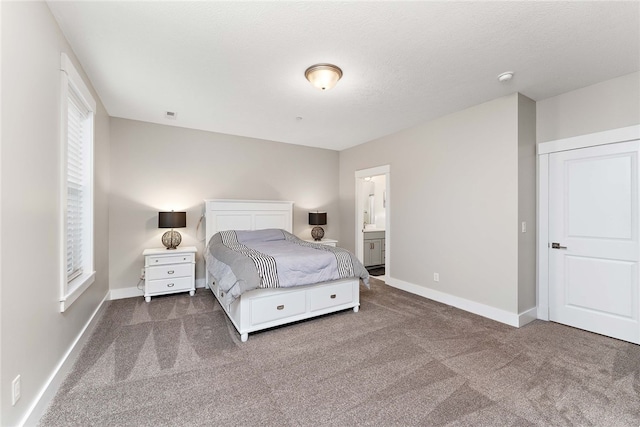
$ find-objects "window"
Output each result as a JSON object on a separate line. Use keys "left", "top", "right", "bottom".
{"left": 59, "top": 53, "right": 96, "bottom": 312}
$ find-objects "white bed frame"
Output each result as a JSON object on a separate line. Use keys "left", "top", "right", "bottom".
{"left": 204, "top": 199, "right": 360, "bottom": 342}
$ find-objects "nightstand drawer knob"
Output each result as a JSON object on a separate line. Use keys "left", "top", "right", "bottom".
{"left": 330, "top": 294, "right": 336, "bottom": 299}
{"left": 277, "top": 304, "right": 285, "bottom": 310}
{"left": 167, "top": 270, "right": 175, "bottom": 274}
{"left": 167, "top": 283, "right": 175, "bottom": 288}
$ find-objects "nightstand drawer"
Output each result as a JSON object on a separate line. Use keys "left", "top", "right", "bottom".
{"left": 309, "top": 281, "right": 354, "bottom": 312}
{"left": 145, "top": 276, "right": 193, "bottom": 294}
{"left": 146, "top": 253, "right": 194, "bottom": 266}
{"left": 146, "top": 263, "right": 192, "bottom": 281}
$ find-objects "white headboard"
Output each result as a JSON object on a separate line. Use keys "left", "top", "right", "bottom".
{"left": 203, "top": 199, "right": 294, "bottom": 244}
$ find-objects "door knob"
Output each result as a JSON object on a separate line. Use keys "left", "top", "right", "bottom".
{"left": 551, "top": 242, "right": 567, "bottom": 249}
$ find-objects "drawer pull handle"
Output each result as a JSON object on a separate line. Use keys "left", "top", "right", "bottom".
{"left": 330, "top": 294, "right": 336, "bottom": 299}
{"left": 277, "top": 304, "right": 285, "bottom": 310}
{"left": 167, "top": 270, "right": 175, "bottom": 274}
{"left": 167, "top": 283, "right": 175, "bottom": 288}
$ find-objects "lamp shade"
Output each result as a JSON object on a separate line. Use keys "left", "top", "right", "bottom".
{"left": 309, "top": 212, "right": 327, "bottom": 226}
{"left": 158, "top": 211, "right": 186, "bottom": 228}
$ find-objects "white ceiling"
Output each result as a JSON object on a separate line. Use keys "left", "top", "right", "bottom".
{"left": 47, "top": 1, "right": 640, "bottom": 151}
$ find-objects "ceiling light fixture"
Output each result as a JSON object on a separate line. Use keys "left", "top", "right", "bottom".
{"left": 305, "top": 63, "right": 343, "bottom": 91}
{"left": 497, "top": 71, "right": 514, "bottom": 82}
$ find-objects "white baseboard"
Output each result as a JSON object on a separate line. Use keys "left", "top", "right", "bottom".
{"left": 108, "top": 286, "right": 144, "bottom": 300}
{"left": 385, "top": 277, "right": 537, "bottom": 328}
{"left": 537, "top": 304, "right": 549, "bottom": 321}
{"left": 518, "top": 306, "right": 538, "bottom": 327}
{"left": 21, "top": 291, "right": 109, "bottom": 427}
{"left": 109, "top": 280, "right": 207, "bottom": 301}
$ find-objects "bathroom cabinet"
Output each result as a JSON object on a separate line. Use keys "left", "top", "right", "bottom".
{"left": 363, "top": 230, "right": 385, "bottom": 267}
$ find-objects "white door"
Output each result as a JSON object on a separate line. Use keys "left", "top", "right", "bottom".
{"left": 549, "top": 140, "right": 639, "bottom": 344}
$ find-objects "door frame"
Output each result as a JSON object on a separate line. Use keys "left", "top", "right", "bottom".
{"left": 537, "top": 125, "right": 640, "bottom": 321}
{"left": 355, "top": 165, "right": 390, "bottom": 279}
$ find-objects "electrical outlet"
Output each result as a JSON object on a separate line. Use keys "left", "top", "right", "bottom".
{"left": 12, "top": 375, "right": 21, "bottom": 406}
{"left": 140, "top": 268, "right": 145, "bottom": 280}
{"left": 521, "top": 221, "right": 527, "bottom": 233}
{"left": 433, "top": 273, "right": 440, "bottom": 282}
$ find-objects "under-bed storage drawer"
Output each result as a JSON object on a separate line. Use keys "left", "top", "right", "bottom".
{"left": 250, "top": 291, "right": 306, "bottom": 325}
{"left": 309, "top": 281, "right": 354, "bottom": 312}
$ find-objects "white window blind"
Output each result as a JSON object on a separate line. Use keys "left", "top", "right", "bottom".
{"left": 59, "top": 52, "right": 96, "bottom": 312}
{"left": 66, "top": 88, "right": 89, "bottom": 282}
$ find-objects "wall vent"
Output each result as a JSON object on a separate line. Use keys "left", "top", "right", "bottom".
{"left": 164, "top": 111, "right": 177, "bottom": 120}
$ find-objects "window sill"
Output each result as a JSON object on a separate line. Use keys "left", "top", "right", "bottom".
{"left": 60, "top": 271, "right": 95, "bottom": 312}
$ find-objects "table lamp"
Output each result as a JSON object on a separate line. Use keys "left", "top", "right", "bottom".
{"left": 158, "top": 211, "right": 186, "bottom": 249}
{"left": 309, "top": 211, "right": 327, "bottom": 241}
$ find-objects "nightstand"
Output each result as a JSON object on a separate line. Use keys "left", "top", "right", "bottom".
{"left": 304, "top": 238, "right": 338, "bottom": 247}
{"left": 143, "top": 246, "right": 197, "bottom": 302}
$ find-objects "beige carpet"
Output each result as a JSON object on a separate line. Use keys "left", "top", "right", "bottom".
{"left": 40, "top": 278, "right": 640, "bottom": 426}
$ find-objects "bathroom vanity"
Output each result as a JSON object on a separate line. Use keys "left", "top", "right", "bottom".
{"left": 363, "top": 230, "right": 385, "bottom": 267}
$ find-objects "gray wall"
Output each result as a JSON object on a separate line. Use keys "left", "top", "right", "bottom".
{"left": 339, "top": 93, "right": 533, "bottom": 314}
{"left": 1, "top": 2, "right": 110, "bottom": 425}
{"left": 518, "top": 94, "right": 537, "bottom": 312}
{"left": 109, "top": 119, "right": 339, "bottom": 292}
{"left": 537, "top": 71, "right": 640, "bottom": 143}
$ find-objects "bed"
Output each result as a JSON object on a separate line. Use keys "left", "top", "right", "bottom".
{"left": 203, "top": 199, "right": 368, "bottom": 342}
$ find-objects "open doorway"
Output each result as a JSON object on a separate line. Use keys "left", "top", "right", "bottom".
{"left": 355, "top": 165, "right": 390, "bottom": 281}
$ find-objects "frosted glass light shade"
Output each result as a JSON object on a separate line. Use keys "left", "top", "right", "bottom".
{"left": 305, "top": 64, "right": 343, "bottom": 91}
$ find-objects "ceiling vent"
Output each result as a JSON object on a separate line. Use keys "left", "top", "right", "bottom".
{"left": 164, "top": 111, "right": 177, "bottom": 120}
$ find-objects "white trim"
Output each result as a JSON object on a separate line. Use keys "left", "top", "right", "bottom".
{"left": 355, "top": 178, "right": 364, "bottom": 262}
{"left": 355, "top": 165, "right": 391, "bottom": 277}
{"left": 355, "top": 165, "right": 390, "bottom": 179}
{"left": 0, "top": 3, "right": 3, "bottom": 422}
{"left": 59, "top": 65, "right": 69, "bottom": 306}
{"left": 537, "top": 154, "right": 550, "bottom": 321}
{"left": 59, "top": 271, "right": 95, "bottom": 312}
{"left": 537, "top": 125, "right": 640, "bottom": 325}
{"left": 538, "top": 125, "right": 640, "bottom": 155}
{"left": 60, "top": 53, "right": 96, "bottom": 112}
{"left": 386, "top": 277, "right": 528, "bottom": 327}
{"left": 518, "top": 307, "right": 538, "bottom": 327}
{"left": 20, "top": 291, "right": 109, "bottom": 427}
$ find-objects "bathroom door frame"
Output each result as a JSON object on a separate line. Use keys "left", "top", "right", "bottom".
{"left": 355, "top": 165, "right": 391, "bottom": 280}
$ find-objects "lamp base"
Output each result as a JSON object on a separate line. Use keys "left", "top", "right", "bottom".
{"left": 311, "top": 226, "right": 325, "bottom": 241}
{"left": 162, "top": 230, "right": 182, "bottom": 250}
